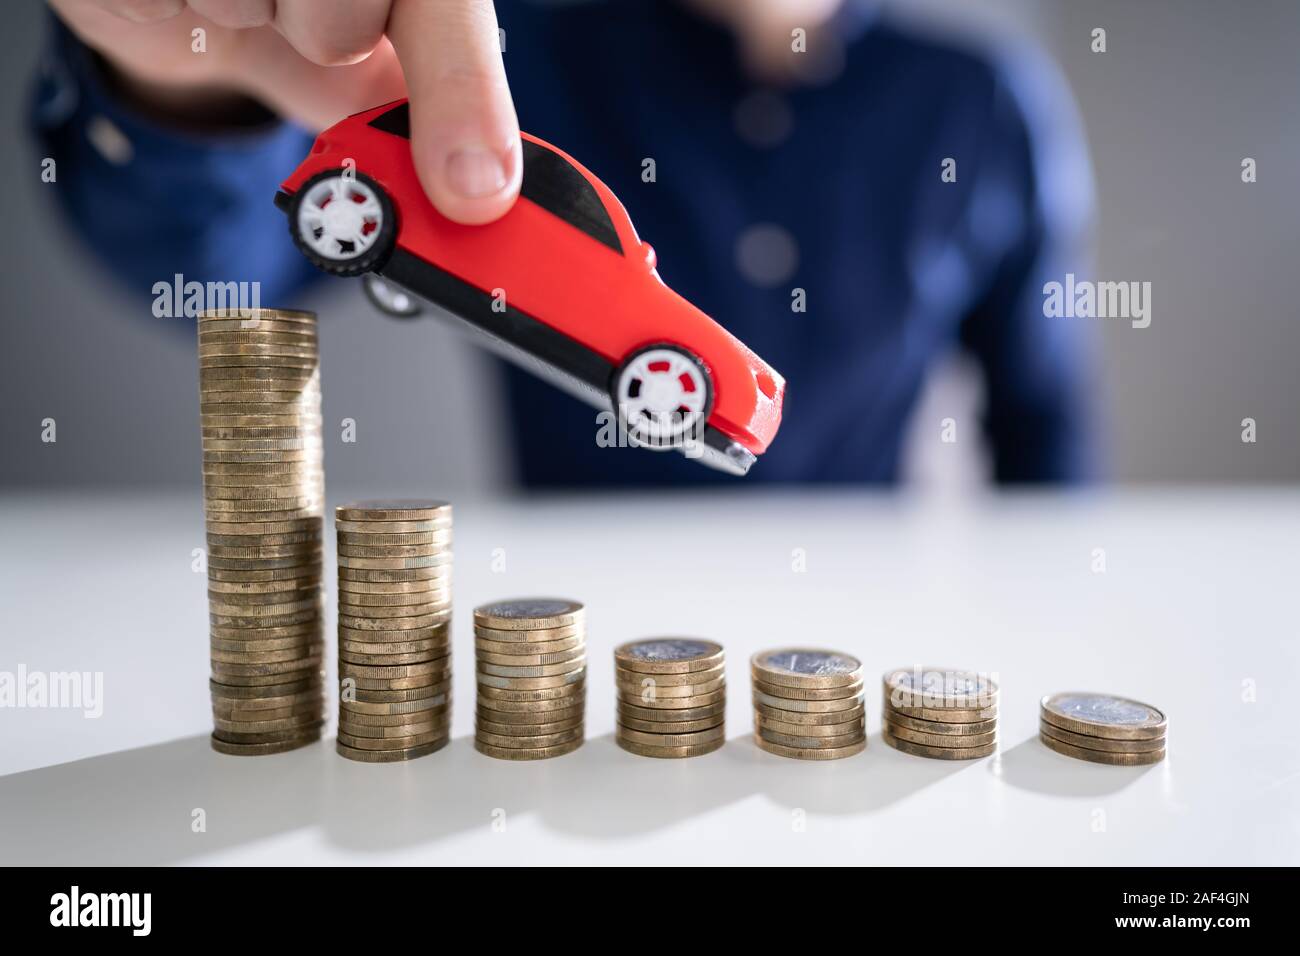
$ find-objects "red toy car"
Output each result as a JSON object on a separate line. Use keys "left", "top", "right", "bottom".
{"left": 276, "top": 99, "right": 784, "bottom": 475}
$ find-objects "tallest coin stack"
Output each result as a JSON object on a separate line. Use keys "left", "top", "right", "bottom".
{"left": 198, "top": 308, "right": 327, "bottom": 755}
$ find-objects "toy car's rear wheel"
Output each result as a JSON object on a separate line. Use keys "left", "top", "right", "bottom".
{"left": 289, "top": 170, "right": 395, "bottom": 277}
{"left": 612, "top": 345, "right": 713, "bottom": 448}
{"left": 362, "top": 275, "right": 422, "bottom": 318}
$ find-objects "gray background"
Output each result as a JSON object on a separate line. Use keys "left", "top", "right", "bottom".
{"left": 2, "top": 0, "right": 1297, "bottom": 490}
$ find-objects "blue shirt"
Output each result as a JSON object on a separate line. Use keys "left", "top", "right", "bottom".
{"left": 32, "top": 0, "right": 1095, "bottom": 487}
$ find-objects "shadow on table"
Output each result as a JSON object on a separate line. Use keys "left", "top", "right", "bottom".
{"left": 992, "top": 736, "right": 1157, "bottom": 796}
{"left": 2, "top": 729, "right": 989, "bottom": 862}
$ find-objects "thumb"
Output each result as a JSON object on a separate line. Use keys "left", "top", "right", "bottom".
{"left": 386, "top": 0, "right": 521, "bottom": 225}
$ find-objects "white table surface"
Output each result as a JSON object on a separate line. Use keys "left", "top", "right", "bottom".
{"left": 1, "top": 488, "right": 1297, "bottom": 865}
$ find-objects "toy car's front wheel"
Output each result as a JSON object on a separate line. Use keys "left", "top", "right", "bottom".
{"left": 289, "top": 170, "right": 395, "bottom": 277}
{"left": 612, "top": 345, "right": 713, "bottom": 449}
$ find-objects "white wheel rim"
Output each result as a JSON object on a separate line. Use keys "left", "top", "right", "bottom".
{"left": 297, "top": 176, "right": 384, "bottom": 261}
{"left": 616, "top": 348, "right": 708, "bottom": 444}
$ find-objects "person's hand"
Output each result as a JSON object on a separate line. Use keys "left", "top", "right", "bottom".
{"left": 48, "top": 0, "right": 521, "bottom": 225}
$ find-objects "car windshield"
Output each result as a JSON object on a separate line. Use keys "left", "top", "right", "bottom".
{"left": 368, "top": 104, "right": 622, "bottom": 255}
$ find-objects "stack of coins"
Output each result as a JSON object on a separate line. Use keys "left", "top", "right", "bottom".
{"left": 615, "top": 639, "right": 726, "bottom": 758}
{"left": 881, "top": 666, "right": 999, "bottom": 760}
{"left": 1039, "top": 692, "right": 1167, "bottom": 765}
{"left": 199, "top": 308, "right": 326, "bottom": 756}
{"left": 751, "top": 649, "right": 866, "bottom": 759}
{"left": 335, "top": 500, "right": 453, "bottom": 762}
{"left": 474, "top": 599, "right": 586, "bottom": 760}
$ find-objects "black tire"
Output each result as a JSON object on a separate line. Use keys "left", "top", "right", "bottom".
{"left": 288, "top": 169, "right": 396, "bottom": 277}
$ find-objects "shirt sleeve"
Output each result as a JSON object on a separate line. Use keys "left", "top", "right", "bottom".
{"left": 958, "top": 46, "right": 1099, "bottom": 483}
{"left": 29, "top": 15, "right": 320, "bottom": 308}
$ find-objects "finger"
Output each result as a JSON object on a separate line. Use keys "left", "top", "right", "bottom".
{"left": 273, "top": 0, "right": 392, "bottom": 66}
{"left": 185, "top": 0, "right": 274, "bottom": 30}
{"left": 386, "top": 0, "right": 521, "bottom": 225}
{"left": 92, "top": 0, "right": 186, "bottom": 23}
{"left": 238, "top": 32, "right": 408, "bottom": 130}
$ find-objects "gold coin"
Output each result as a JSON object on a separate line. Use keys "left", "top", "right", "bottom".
{"left": 883, "top": 721, "right": 995, "bottom": 748}
{"left": 337, "top": 567, "right": 450, "bottom": 583}
{"left": 477, "top": 648, "right": 586, "bottom": 668}
{"left": 212, "top": 712, "right": 323, "bottom": 734}
{"left": 339, "top": 599, "right": 450, "bottom": 619}
{"left": 340, "top": 704, "right": 451, "bottom": 727}
{"left": 475, "top": 636, "right": 582, "bottom": 657}
{"left": 208, "top": 622, "right": 321, "bottom": 642}
{"left": 204, "top": 517, "right": 323, "bottom": 535}
{"left": 337, "top": 542, "right": 450, "bottom": 558}
{"left": 198, "top": 355, "right": 319, "bottom": 369}
{"left": 616, "top": 725, "right": 726, "bottom": 748}
{"left": 476, "top": 669, "right": 586, "bottom": 691}
{"left": 884, "top": 710, "right": 998, "bottom": 736}
{"left": 338, "top": 611, "right": 449, "bottom": 631}
{"left": 211, "top": 688, "right": 322, "bottom": 710}
{"left": 616, "top": 675, "right": 724, "bottom": 699}
{"left": 335, "top": 499, "right": 452, "bottom": 522}
{"left": 884, "top": 701, "right": 997, "bottom": 723}
{"left": 210, "top": 646, "right": 320, "bottom": 665}
{"left": 882, "top": 727, "right": 996, "bottom": 760}
{"left": 214, "top": 720, "right": 325, "bottom": 744}
{"left": 473, "top": 598, "right": 584, "bottom": 631}
{"left": 617, "top": 714, "right": 724, "bottom": 734}
{"left": 474, "top": 739, "right": 583, "bottom": 761}
{"left": 211, "top": 734, "right": 320, "bottom": 756}
{"left": 751, "top": 678, "right": 862, "bottom": 701}
{"left": 755, "top": 713, "right": 865, "bottom": 737}
{"left": 1039, "top": 721, "right": 1166, "bottom": 754}
{"left": 336, "top": 531, "right": 450, "bottom": 546}
{"left": 337, "top": 579, "right": 447, "bottom": 595}
{"left": 476, "top": 682, "right": 585, "bottom": 703}
{"left": 757, "top": 727, "right": 865, "bottom": 750}
{"left": 751, "top": 648, "right": 862, "bottom": 689}
{"left": 615, "top": 638, "right": 724, "bottom": 675}
{"left": 754, "top": 736, "right": 865, "bottom": 760}
{"left": 340, "top": 650, "right": 447, "bottom": 667}
{"left": 617, "top": 688, "right": 724, "bottom": 709}
{"left": 478, "top": 656, "right": 586, "bottom": 678}
{"left": 472, "top": 623, "right": 582, "bottom": 643}
{"left": 476, "top": 715, "right": 584, "bottom": 736}
{"left": 882, "top": 666, "right": 999, "bottom": 711}
{"left": 336, "top": 740, "right": 448, "bottom": 762}
{"left": 475, "top": 727, "right": 584, "bottom": 749}
{"left": 476, "top": 695, "right": 584, "bottom": 714}
{"left": 340, "top": 696, "right": 450, "bottom": 717}
{"left": 1039, "top": 731, "right": 1165, "bottom": 765}
{"left": 338, "top": 717, "right": 450, "bottom": 739}
{"left": 210, "top": 656, "right": 322, "bottom": 678}
{"left": 618, "top": 700, "right": 726, "bottom": 724}
{"left": 207, "top": 586, "right": 319, "bottom": 606}
{"left": 198, "top": 330, "right": 320, "bottom": 346}
{"left": 337, "top": 730, "right": 446, "bottom": 751}
{"left": 476, "top": 704, "right": 584, "bottom": 725}
{"left": 209, "top": 677, "right": 316, "bottom": 698}
{"left": 753, "top": 700, "right": 865, "bottom": 723}
{"left": 335, "top": 518, "right": 453, "bottom": 534}
{"left": 198, "top": 307, "right": 316, "bottom": 322}
{"left": 209, "top": 669, "right": 324, "bottom": 687}
{"left": 345, "top": 679, "right": 450, "bottom": 699}
{"left": 615, "top": 663, "right": 724, "bottom": 687}
{"left": 338, "top": 660, "right": 446, "bottom": 680}
{"left": 339, "top": 638, "right": 449, "bottom": 657}
{"left": 616, "top": 737, "right": 725, "bottom": 759}
{"left": 1040, "top": 692, "right": 1167, "bottom": 741}
{"left": 337, "top": 555, "right": 450, "bottom": 570}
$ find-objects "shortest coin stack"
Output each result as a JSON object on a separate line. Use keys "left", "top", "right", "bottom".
{"left": 615, "top": 639, "right": 726, "bottom": 758}
{"left": 1039, "top": 692, "right": 1167, "bottom": 765}
{"left": 474, "top": 599, "right": 587, "bottom": 760}
{"left": 752, "top": 649, "right": 866, "bottom": 759}
{"left": 335, "top": 499, "right": 453, "bottom": 763}
{"left": 881, "top": 666, "right": 999, "bottom": 760}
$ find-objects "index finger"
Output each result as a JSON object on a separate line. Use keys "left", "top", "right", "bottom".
{"left": 386, "top": 0, "right": 522, "bottom": 225}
